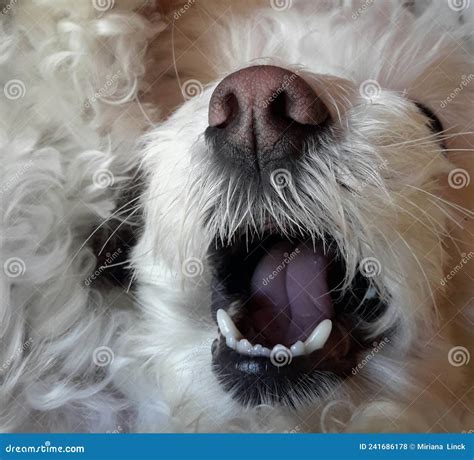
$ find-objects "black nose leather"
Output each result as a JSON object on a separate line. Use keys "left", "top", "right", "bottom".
{"left": 206, "top": 65, "right": 329, "bottom": 170}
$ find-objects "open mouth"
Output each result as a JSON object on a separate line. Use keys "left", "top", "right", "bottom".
{"left": 209, "top": 232, "right": 389, "bottom": 406}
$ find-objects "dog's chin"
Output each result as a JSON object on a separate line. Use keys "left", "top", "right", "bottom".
{"left": 208, "top": 230, "right": 389, "bottom": 407}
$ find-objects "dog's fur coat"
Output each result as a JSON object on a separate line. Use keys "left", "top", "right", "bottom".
{"left": 0, "top": 0, "right": 473, "bottom": 433}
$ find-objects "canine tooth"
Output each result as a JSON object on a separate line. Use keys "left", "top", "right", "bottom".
{"left": 290, "top": 341, "right": 305, "bottom": 357}
{"left": 304, "top": 319, "right": 333, "bottom": 354}
{"left": 226, "top": 336, "right": 237, "bottom": 350}
{"left": 237, "top": 339, "right": 252, "bottom": 355}
{"left": 216, "top": 309, "right": 242, "bottom": 339}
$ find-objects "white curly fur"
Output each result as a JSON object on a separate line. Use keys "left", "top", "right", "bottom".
{"left": 0, "top": 0, "right": 472, "bottom": 433}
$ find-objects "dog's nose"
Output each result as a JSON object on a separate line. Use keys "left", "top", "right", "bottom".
{"left": 207, "top": 65, "right": 329, "bottom": 167}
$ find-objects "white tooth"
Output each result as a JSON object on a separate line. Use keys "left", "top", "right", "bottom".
{"left": 290, "top": 341, "right": 305, "bottom": 357}
{"left": 262, "top": 347, "right": 271, "bottom": 358}
{"left": 216, "top": 309, "right": 242, "bottom": 339}
{"left": 226, "top": 336, "right": 237, "bottom": 350}
{"left": 304, "top": 319, "right": 333, "bottom": 354}
{"left": 237, "top": 339, "right": 252, "bottom": 355}
{"left": 252, "top": 344, "right": 263, "bottom": 355}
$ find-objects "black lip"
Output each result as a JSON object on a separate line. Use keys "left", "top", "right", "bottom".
{"left": 208, "top": 233, "right": 390, "bottom": 406}
{"left": 211, "top": 319, "right": 358, "bottom": 406}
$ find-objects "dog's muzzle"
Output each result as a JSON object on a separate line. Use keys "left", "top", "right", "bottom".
{"left": 204, "top": 66, "right": 390, "bottom": 406}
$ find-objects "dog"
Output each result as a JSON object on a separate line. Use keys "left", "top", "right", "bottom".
{"left": 1, "top": 0, "right": 472, "bottom": 433}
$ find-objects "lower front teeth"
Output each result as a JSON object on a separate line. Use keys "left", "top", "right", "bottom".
{"left": 216, "top": 309, "right": 333, "bottom": 359}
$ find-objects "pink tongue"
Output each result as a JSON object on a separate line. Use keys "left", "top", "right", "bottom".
{"left": 249, "top": 241, "right": 333, "bottom": 347}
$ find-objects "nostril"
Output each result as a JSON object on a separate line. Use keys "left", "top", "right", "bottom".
{"left": 268, "top": 89, "right": 328, "bottom": 127}
{"left": 209, "top": 92, "right": 240, "bottom": 129}
{"left": 269, "top": 91, "right": 291, "bottom": 122}
{"left": 284, "top": 90, "right": 329, "bottom": 126}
